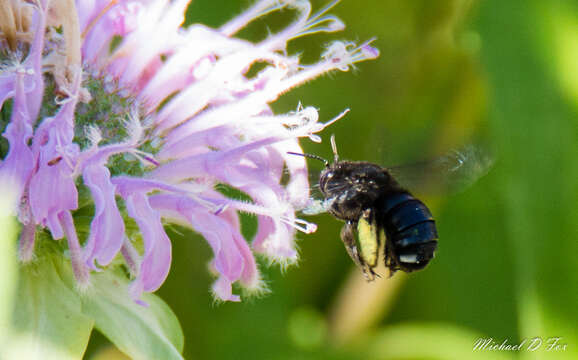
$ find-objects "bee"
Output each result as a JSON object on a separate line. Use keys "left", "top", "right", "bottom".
{"left": 289, "top": 136, "right": 491, "bottom": 280}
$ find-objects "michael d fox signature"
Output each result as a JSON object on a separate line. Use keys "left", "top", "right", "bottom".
{"left": 473, "top": 337, "right": 568, "bottom": 352}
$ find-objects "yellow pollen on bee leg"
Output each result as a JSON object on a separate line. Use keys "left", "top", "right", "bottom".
{"left": 357, "top": 216, "right": 378, "bottom": 267}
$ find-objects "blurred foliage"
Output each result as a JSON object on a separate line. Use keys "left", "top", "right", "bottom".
{"left": 84, "top": 0, "right": 577, "bottom": 359}
{"left": 0, "top": 190, "right": 17, "bottom": 358}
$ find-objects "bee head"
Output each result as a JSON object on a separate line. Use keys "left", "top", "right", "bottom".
{"left": 319, "top": 161, "right": 387, "bottom": 197}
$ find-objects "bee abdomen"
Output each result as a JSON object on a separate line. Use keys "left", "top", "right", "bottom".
{"left": 379, "top": 192, "right": 438, "bottom": 272}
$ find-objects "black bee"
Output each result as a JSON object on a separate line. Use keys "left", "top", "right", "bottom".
{"left": 290, "top": 136, "right": 490, "bottom": 280}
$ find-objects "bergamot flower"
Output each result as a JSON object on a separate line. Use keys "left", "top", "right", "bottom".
{"left": 0, "top": 0, "right": 378, "bottom": 303}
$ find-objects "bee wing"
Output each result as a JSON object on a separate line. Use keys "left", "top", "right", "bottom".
{"left": 387, "top": 145, "right": 494, "bottom": 196}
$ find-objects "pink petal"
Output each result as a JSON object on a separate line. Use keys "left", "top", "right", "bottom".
{"left": 82, "top": 163, "right": 126, "bottom": 269}
{"left": 124, "top": 192, "right": 172, "bottom": 300}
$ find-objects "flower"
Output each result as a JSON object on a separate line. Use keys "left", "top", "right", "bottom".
{"left": 0, "top": 0, "right": 378, "bottom": 303}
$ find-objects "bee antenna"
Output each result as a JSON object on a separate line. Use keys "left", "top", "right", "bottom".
{"left": 330, "top": 134, "right": 339, "bottom": 162}
{"left": 287, "top": 152, "right": 329, "bottom": 167}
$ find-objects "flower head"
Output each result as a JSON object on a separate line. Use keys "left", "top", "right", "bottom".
{"left": 0, "top": 0, "right": 378, "bottom": 302}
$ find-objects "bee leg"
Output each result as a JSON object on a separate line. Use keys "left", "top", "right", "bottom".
{"left": 383, "top": 240, "right": 400, "bottom": 277}
{"left": 341, "top": 221, "right": 377, "bottom": 281}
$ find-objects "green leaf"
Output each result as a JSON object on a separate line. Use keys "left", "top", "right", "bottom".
{"left": 81, "top": 269, "right": 184, "bottom": 360}
{"left": 10, "top": 256, "right": 94, "bottom": 360}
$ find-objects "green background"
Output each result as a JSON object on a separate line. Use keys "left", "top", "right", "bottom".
{"left": 87, "top": 0, "right": 577, "bottom": 359}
